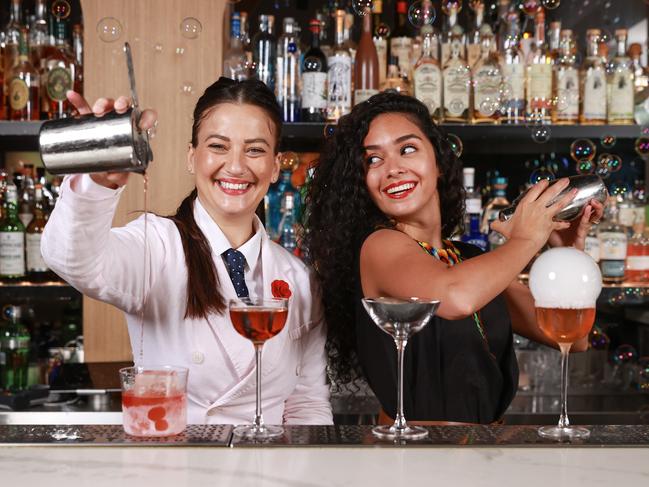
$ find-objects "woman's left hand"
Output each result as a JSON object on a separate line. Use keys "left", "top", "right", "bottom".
{"left": 547, "top": 199, "right": 605, "bottom": 250}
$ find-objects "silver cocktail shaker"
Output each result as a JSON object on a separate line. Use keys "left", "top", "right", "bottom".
{"left": 38, "top": 42, "right": 152, "bottom": 175}
{"left": 498, "top": 175, "right": 608, "bottom": 223}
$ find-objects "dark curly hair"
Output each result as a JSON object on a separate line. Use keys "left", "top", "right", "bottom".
{"left": 304, "top": 92, "right": 465, "bottom": 383}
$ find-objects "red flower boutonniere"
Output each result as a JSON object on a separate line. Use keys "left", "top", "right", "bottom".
{"left": 271, "top": 279, "right": 292, "bottom": 299}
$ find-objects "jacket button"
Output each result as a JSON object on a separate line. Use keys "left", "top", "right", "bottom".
{"left": 191, "top": 351, "right": 204, "bottom": 364}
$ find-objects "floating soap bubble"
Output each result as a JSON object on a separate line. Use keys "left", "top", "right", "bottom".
{"left": 524, "top": 111, "right": 545, "bottom": 128}
{"left": 375, "top": 23, "right": 391, "bottom": 38}
{"left": 531, "top": 125, "right": 551, "bottom": 144}
{"left": 521, "top": 0, "right": 540, "bottom": 16}
{"left": 180, "top": 17, "right": 202, "bottom": 40}
{"left": 175, "top": 46, "right": 186, "bottom": 56}
{"left": 641, "top": 126, "right": 649, "bottom": 136}
{"left": 570, "top": 138, "right": 596, "bottom": 162}
{"left": 96, "top": 17, "right": 123, "bottom": 43}
{"left": 589, "top": 326, "right": 610, "bottom": 350}
{"left": 408, "top": 1, "right": 436, "bottom": 27}
{"left": 352, "top": 0, "right": 373, "bottom": 16}
{"left": 611, "top": 344, "right": 638, "bottom": 365}
{"left": 499, "top": 82, "right": 513, "bottom": 101}
{"left": 529, "top": 167, "right": 555, "bottom": 184}
{"left": 181, "top": 82, "right": 194, "bottom": 96}
{"left": 600, "top": 134, "right": 616, "bottom": 149}
{"left": 605, "top": 153, "right": 622, "bottom": 172}
{"left": 51, "top": 0, "right": 71, "bottom": 19}
{"left": 553, "top": 93, "right": 569, "bottom": 113}
{"left": 447, "top": 133, "right": 463, "bottom": 158}
{"left": 576, "top": 158, "right": 595, "bottom": 175}
{"left": 479, "top": 97, "right": 499, "bottom": 116}
{"left": 441, "top": 0, "right": 462, "bottom": 15}
{"left": 634, "top": 136, "right": 649, "bottom": 157}
{"left": 154, "top": 43, "right": 164, "bottom": 54}
{"left": 324, "top": 124, "right": 335, "bottom": 138}
{"left": 595, "top": 156, "right": 611, "bottom": 179}
{"left": 609, "top": 180, "right": 631, "bottom": 197}
{"left": 542, "top": 0, "right": 561, "bottom": 8}
{"left": 280, "top": 151, "right": 300, "bottom": 172}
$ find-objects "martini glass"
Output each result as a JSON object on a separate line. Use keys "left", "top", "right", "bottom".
{"left": 362, "top": 297, "right": 440, "bottom": 440}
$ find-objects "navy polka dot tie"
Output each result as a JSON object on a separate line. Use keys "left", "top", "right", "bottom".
{"left": 222, "top": 248, "right": 250, "bottom": 298}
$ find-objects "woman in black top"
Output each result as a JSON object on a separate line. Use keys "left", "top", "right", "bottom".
{"left": 305, "top": 93, "right": 603, "bottom": 423}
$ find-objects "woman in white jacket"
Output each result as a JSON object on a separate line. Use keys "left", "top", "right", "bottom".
{"left": 41, "top": 78, "right": 333, "bottom": 426}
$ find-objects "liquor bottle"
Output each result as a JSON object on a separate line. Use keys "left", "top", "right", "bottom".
{"left": 223, "top": 13, "right": 249, "bottom": 82}
{"left": 29, "top": 0, "right": 48, "bottom": 72}
{"left": 0, "top": 184, "right": 26, "bottom": 280}
{"left": 461, "top": 199, "right": 488, "bottom": 252}
{"left": 382, "top": 55, "right": 410, "bottom": 95}
{"left": 584, "top": 224, "right": 600, "bottom": 263}
{"left": 463, "top": 167, "right": 480, "bottom": 231}
{"left": 344, "top": 12, "right": 357, "bottom": 70}
{"left": 253, "top": 15, "right": 276, "bottom": 91}
{"left": 471, "top": 29, "right": 502, "bottom": 124}
{"left": 607, "top": 29, "right": 635, "bottom": 125}
{"left": 25, "top": 185, "right": 49, "bottom": 280}
{"left": 525, "top": 10, "right": 553, "bottom": 123}
{"left": 301, "top": 19, "right": 328, "bottom": 122}
{"left": 580, "top": 29, "right": 607, "bottom": 125}
{"left": 239, "top": 11, "right": 251, "bottom": 55}
{"left": 3, "top": 0, "right": 24, "bottom": 120}
{"left": 265, "top": 159, "right": 301, "bottom": 241}
{"left": 326, "top": 10, "right": 352, "bottom": 121}
{"left": 7, "top": 28, "right": 39, "bottom": 121}
{"left": 0, "top": 306, "right": 30, "bottom": 392}
{"left": 371, "top": 0, "right": 388, "bottom": 86}
{"left": 548, "top": 21, "right": 562, "bottom": 61}
{"left": 481, "top": 176, "right": 510, "bottom": 235}
{"left": 499, "top": 11, "right": 525, "bottom": 124}
{"left": 442, "top": 32, "right": 471, "bottom": 123}
{"left": 277, "top": 17, "right": 301, "bottom": 122}
{"left": 41, "top": 19, "right": 76, "bottom": 120}
{"left": 626, "top": 221, "right": 649, "bottom": 283}
{"left": 598, "top": 200, "right": 627, "bottom": 283}
{"left": 354, "top": 9, "right": 379, "bottom": 105}
{"left": 279, "top": 192, "right": 298, "bottom": 254}
{"left": 441, "top": 2, "right": 465, "bottom": 66}
{"left": 628, "top": 43, "right": 649, "bottom": 93}
{"left": 552, "top": 29, "right": 579, "bottom": 125}
{"left": 467, "top": 1, "right": 487, "bottom": 68}
{"left": 72, "top": 24, "right": 84, "bottom": 94}
{"left": 316, "top": 12, "right": 332, "bottom": 59}
{"left": 413, "top": 25, "right": 442, "bottom": 120}
{"left": 390, "top": 0, "right": 413, "bottom": 78}
{"left": 17, "top": 165, "right": 34, "bottom": 228}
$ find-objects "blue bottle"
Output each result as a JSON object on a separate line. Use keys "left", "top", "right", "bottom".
{"left": 265, "top": 170, "right": 302, "bottom": 241}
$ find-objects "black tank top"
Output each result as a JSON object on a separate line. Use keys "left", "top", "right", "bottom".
{"left": 354, "top": 240, "right": 519, "bottom": 423}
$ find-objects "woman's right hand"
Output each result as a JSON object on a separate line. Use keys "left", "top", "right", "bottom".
{"left": 66, "top": 90, "right": 158, "bottom": 189}
{"left": 491, "top": 178, "right": 577, "bottom": 249}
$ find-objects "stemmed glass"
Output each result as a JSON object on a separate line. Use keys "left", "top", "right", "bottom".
{"left": 362, "top": 297, "right": 440, "bottom": 440}
{"left": 229, "top": 297, "right": 289, "bottom": 439}
{"left": 529, "top": 248, "right": 602, "bottom": 440}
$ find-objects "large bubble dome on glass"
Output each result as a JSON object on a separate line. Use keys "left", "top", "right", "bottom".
{"left": 529, "top": 247, "right": 602, "bottom": 309}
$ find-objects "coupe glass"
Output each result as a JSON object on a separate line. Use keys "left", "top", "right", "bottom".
{"left": 362, "top": 297, "right": 440, "bottom": 440}
{"left": 229, "top": 297, "right": 289, "bottom": 439}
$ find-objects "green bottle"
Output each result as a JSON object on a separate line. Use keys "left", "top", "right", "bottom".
{"left": 0, "top": 306, "right": 30, "bottom": 392}
{"left": 0, "top": 184, "right": 26, "bottom": 279}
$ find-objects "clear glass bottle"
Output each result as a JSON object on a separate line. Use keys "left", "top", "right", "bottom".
{"left": 500, "top": 11, "right": 525, "bottom": 124}
{"left": 239, "top": 11, "right": 251, "bottom": 55}
{"left": 607, "top": 29, "right": 635, "bottom": 125}
{"left": 371, "top": 0, "right": 388, "bottom": 86}
{"left": 277, "top": 17, "right": 301, "bottom": 122}
{"left": 41, "top": 19, "right": 76, "bottom": 120}
{"left": 441, "top": 2, "right": 465, "bottom": 66}
{"left": 548, "top": 21, "right": 562, "bottom": 61}
{"left": 390, "top": 0, "right": 413, "bottom": 79}
{"left": 463, "top": 167, "right": 481, "bottom": 233}
{"left": 525, "top": 9, "right": 553, "bottom": 124}
{"left": 29, "top": 0, "right": 48, "bottom": 71}
{"left": 253, "top": 15, "right": 276, "bottom": 91}
{"left": 354, "top": 7, "right": 379, "bottom": 105}
{"left": 481, "top": 176, "right": 510, "bottom": 236}
{"left": 626, "top": 221, "right": 649, "bottom": 283}
{"left": 443, "top": 32, "right": 471, "bottom": 123}
{"left": 17, "top": 165, "right": 34, "bottom": 228}
{"left": 301, "top": 19, "right": 328, "bottom": 122}
{"left": 279, "top": 192, "right": 298, "bottom": 254}
{"left": 326, "top": 9, "right": 352, "bottom": 121}
{"left": 552, "top": 29, "right": 579, "bottom": 125}
{"left": 461, "top": 204, "right": 488, "bottom": 252}
{"left": 471, "top": 29, "right": 502, "bottom": 124}
{"left": 0, "top": 305, "right": 30, "bottom": 392}
{"left": 8, "top": 28, "right": 40, "bottom": 121}
{"left": 223, "top": 13, "right": 249, "bottom": 82}
{"left": 3, "top": 0, "right": 24, "bottom": 108}
{"left": 382, "top": 55, "right": 411, "bottom": 95}
{"left": 0, "top": 184, "right": 25, "bottom": 280}
{"left": 580, "top": 29, "right": 607, "bottom": 125}
{"left": 414, "top": 25, "right": 442, "bottom": 121}
{"left": 584, "top": 224, "right": 600, "bottom": 263}
{"left": 598, "top": 200, "right": 627, "bottom": 284}
{"left": 26, "top": 185, "right": 49, "bottom": 280}
{"left": 467, "top": 1, "right": 487, "bottom": 68}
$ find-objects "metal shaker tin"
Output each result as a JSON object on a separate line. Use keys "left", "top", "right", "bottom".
{"left": 498, "top": 175, "right": 608, "bottom": 223}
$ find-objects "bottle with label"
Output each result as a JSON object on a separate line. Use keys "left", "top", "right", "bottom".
{"left": 607, "top": 29, "right": 635, "bottom": 125}
{"left": 390, "top": 0, "right": 413, "bottom": 79}
{"left": 441, "top": 2, "right": 465, "bottom": 66}
{"left": 371, "top": 0, "right": 388, "bottom": 86}
{"left": 277, "top": 17, "right": 301, "bottom": 122}
{"left": 8, "top": 28, "right": 39, "bottom": 121}
{"left": 0, "top": 305, "right": 30, "bottom": 392}
{"left": 382, "top": 55, "right": 411, "bottom": 95}
{"left": 223, "top": 12, "right": 249, "bottom": 82}
{"left": 628, "top": 43, "right": 649, "bottom": 93}
{"left": 279, "top": 192, "right": 299, "bottom": 255}
{"left": 253, "top": 15, "right": 277, "bottom": 91}
{"left": 265, "top": 156, "right": 301, "bottom": 241}
{"left": 443, "top": 32, "right": 471, "bottom": 123}
{"left": 471, "top": 29, "right": 502, "bottom": 124}
{"left": 467, "top": 1, "right": 487, "bottom": 68}
{"left": 580, "top": 29, "right": 607, "bottom": 125}
{"left": 0, "top": 184, "right": 25, "bottom": 280}
{"left": 552, "top": 29, "right": 579, "bottom": 124}
{"left": 327, "top": 10, "right": 352, "bottom": 121}
{"left": 598, "top": 201, "right": 627, "bottom": 283}
{"left": 584, "top": 225, "right": 600, "bottom": 263}
{"left": 499, "top": 11, "right": 525, "bottom": 124}
{"left": 17, "top": 166, "right": 34, "bottom": 228}
{"left": 626, "top": 222, "right": 649, "bottom": 283}
{"left": 26, "top": 185, "right": 49, "bottom": 281}
{"left": 3, "top": 0, "right": 24, "bottom": 120}
{"left": 354, "top": 7, "right": 379, "bottom": 105}
{"left": 41, "top": 19, "right": 76, "bottom": 120}
{"left": 301, "top": 19, "right": 328, "bottom": 122}
{"left": 525, "top": 10, "right": 553, "bottom": 123}
{"left": 481, "top": 176, "right": 510, "bottom": 235}
{"left": 413, "top": 25, "right": 442, "bottom": 120}
{"left": 461, "top": 203, "right": 488, "bottom": 252}
{"left": 462, "top": 167, "right": 480, "bottom": 232}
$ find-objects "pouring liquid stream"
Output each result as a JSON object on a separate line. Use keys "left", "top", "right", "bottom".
{"left": 138, "top": 171, "right": 149, "bottom": 365}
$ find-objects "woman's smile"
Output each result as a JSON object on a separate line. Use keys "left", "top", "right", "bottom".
{"left": 382, "top": 180, "right": 418, "bottom": 199}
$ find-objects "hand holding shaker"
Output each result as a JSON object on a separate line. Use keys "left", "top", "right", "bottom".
{"left": 38, "top": 43, "right": 153, "bottom": 175}
{"left": 498, "top": 175, "right": 608, "bottom": 223}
